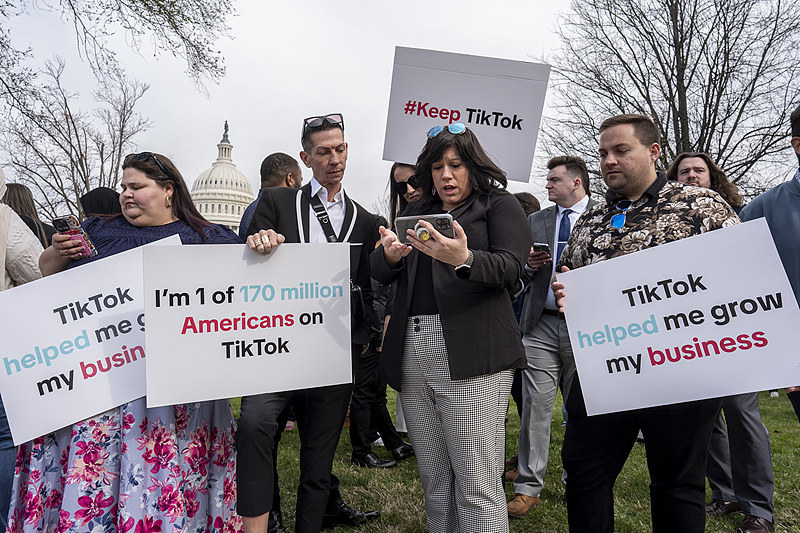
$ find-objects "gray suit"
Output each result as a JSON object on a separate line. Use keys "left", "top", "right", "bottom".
{"left": 515, "top": 199, "right": 597, "bottom": 499}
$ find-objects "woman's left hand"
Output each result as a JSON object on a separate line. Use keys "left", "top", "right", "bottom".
{"left": 407, "top": 219, "right": 469, "bottom": 267}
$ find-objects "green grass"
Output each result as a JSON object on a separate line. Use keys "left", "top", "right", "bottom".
{"left": 231, "top": 391, "right": 800, "bottom": 532}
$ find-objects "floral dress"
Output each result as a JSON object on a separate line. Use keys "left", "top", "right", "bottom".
{"left": 6, "top": 217, "right": 243, "bottom": 533}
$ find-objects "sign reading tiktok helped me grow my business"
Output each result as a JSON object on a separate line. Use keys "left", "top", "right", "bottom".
{"left": 0, "top": 236, "right": 180, "bottom": 444}
{"left": 143, "top": 243, "right": 352, "bottom": 407}
{"left": 559, "top": 219, "right": 800, "bottom": 416}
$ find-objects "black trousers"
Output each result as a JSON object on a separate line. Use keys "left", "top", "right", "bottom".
{"left": 349, "top": 347, "right": 404, "bottom": 454}
{"left": 236, "top": 377, "right": 352, "bottom": 533}
{"left": 788, "top": 390, "right": 800, "bottom": 424}
{"left": 562, "top": 378, "right": 722, "bottom": 533}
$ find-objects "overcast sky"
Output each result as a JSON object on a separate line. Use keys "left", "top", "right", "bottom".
{"left": 11, "top": 0, "right": 572, "bottom": 214}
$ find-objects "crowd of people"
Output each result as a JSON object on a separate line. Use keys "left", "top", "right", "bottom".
{"left": 0, "top": 105, "right": 798, "bottom": 533}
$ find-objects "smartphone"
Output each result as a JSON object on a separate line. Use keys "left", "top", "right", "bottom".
{"left": 52, "top": 214, "right": 98, "bottom": 258}
{"left": 395, "top": 214, "right": 455, "bottom": 243}
{"left": 533, "top": 242, "right": 551, "bottom": 255}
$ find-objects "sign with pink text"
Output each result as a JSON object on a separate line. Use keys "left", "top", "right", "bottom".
{"left": 558, "top": 219, "right": 800, "bottom": 416}
{"left": 143, "top": 243, "right": 352, "bottom": 407}
{"left": 383, "top": 46, "right": 550, "bottom": 182}
{"left": 0, "top": 235, "right": 180, "bottom": 444}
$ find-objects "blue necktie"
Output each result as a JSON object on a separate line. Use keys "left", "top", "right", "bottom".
{"left": 556, "top": 208, "right": 572, "bottom": 263}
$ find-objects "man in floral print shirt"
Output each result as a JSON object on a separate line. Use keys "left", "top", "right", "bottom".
{"left": 554, "top": 114, "right": 740, "bottom": 533}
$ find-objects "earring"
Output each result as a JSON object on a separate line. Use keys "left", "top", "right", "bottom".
{"left": 165, "top": 194, "right": 173, "bottom": 208}
{"left": 432, "top": 186, "right": 437, "bottom": 196}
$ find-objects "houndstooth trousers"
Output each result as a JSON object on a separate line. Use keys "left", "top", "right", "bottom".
{"left": 400, "top": 314, "right": 513, "bottom": 533}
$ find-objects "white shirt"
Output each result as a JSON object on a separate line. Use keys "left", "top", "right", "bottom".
{"left": 308, "top": 177, "right": 345, "bottom": 244}
{"left": 544, "top": 195, "right": 590, "bottom": 310}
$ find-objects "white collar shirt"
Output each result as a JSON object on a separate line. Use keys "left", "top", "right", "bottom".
{"left": 545, "top": 195, "right": 591, "bottom": 310}
{"left": 309, "top": 177, "right": 346, "bottom": 244}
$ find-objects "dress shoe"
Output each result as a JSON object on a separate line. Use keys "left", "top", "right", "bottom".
{"left": 705, "top": 499, "right": 743, "bottom": 517}
{"left": 351, "top": 452, "right": 397, "bottom": 468}
{"left": 507, "top": 493, "right": 540, "bottom": 517}
{"left": 504, "top": 467, "right": 519, "bottom": 483}
{"left": 267, "top": 509, "right": 287, "bottom": 533}
{"left": 390, "top": 442, "right": 415, "bottom": 462}
{"left": 321, "top": 495, "right": 380, "bottom": 529}
{"left": 737, "top": 515, "right": 774, "bottom": 533}
{"left": 505, "top": 454, "right": 518, "bottom": 469}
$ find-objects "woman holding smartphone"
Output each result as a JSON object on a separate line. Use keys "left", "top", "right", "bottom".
{"left": 8, "top": 153, "right": 242, "bottom": 533}
{"left": 371, "top": 124, "right": 531, "bottom": 532}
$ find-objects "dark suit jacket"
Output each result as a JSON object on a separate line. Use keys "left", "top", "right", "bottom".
{"left": 518, "top": 198, "right": 598, "bottom": 335}
{"left": 247, "top": 183, "right": 376, "bottom": 345}
{"left": 370, "top": 190, "right": 531, "bottom": 391}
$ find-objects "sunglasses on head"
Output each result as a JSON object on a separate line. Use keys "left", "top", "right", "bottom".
{"left": 610, "top": 199, "right": 633, "bottom": 229}
{"left": 302, "top": 113, "right": 345, "bottom": 138}
{"left": 426, "top": 122, "right": 467, "bottom": 138}
{"left": 123, "top": 152, "right": 176, "bottom": 181}
{"left": 393, "top": 175, "right": 420, "bottom": 196}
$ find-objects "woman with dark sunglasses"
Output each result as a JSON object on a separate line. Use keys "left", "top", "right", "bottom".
{"left": 9, "top": 153, "right": 242, "bottom": 533}
{"left": 372, "top": 124, "right": 531, "bottom": 531}
{"left": 388, "top": 162, "right": 422, "bottom": 227}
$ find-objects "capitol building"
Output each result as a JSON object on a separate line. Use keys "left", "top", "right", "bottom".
{"left": 190, "top": 122, "right": 254, "bottom": 234}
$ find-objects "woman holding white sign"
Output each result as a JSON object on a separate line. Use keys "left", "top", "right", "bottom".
{"left": 0, "top": 167, "right": 43, "bottom": 528}
{"left": 372, "top": 124, "right": 531, "bottom": 532}
{"left": 8, "top": 153, "right": 242, "bottom": 533}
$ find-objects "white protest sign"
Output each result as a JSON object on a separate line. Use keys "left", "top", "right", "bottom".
{"left": 0, "top": 235, "right": 180, "bottom": 444}
{"left": 143, "top": 243, "right": 352, "bottom": 407}
{"left": 559, "top": 219, "right": 800, "bottom": 416}
{"left": 383, "top": 46, "right": 550, "bottom": 182}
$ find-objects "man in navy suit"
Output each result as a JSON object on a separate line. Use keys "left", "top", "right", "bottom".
{"left": 237, "top": 114, "right": 379, "bottom": 533}
{"left": 508, "top": 156, "right": 597, "bottom": 517}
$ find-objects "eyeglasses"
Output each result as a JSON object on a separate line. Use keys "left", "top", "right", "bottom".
{"left": 302, "top": 113, "right": 345, "bottom": 138}
{"left": 393, "top": 175, "right": 420, "bottom": 196}
{"left": 123, "top": 152, "right": 176, "bottom": 181}
{"left": 426, "top": 122, "right": 467, "bottom": 138}
{"left": 610, "top": 199, "right": 633, "bottom": 229}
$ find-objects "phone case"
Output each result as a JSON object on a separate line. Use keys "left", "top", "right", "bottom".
{"left": 52, "top": 214, "right": 98, "bottom": 258}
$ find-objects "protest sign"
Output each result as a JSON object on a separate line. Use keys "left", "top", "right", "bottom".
{"left": 143, "top": 243, "right": 352, "bottom": 407}
{"left": 558, "top": 219, "right": 800, "bottom": 416}
{"left": 383, "top": 46, "right": 550, "bottom": 182}
{"left": 0, "top": 236, "right": 179, "bottom": 444}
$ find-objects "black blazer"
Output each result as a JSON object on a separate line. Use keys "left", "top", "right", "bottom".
{"left": 518, "top": 199, "right": 598, "bottom": 335}
{"left": 371, "top": 190, "right": 532, "bottom": 391}
{"left": 248, "top": 183, "right": 376, "bottom": 345}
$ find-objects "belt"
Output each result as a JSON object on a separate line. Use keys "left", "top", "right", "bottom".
{"left": 542, "top": 308, "right": 565, "bottom": 319}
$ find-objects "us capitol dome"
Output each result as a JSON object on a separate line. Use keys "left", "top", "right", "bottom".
{"left": 191, "top": 121, "right": 254, "bottom": 233}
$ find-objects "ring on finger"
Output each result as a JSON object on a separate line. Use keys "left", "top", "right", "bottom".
{"left": 261, "top": 235, "right": 270, "bottom": 245}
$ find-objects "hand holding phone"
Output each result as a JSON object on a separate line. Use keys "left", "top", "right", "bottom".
{"left": 527, "top": 242, "right": 552, "bottom": 270}
{"left": 52, "top": 215, "right": 97, "bottom": 258}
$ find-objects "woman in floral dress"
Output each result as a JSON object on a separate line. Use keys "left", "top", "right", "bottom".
{"left": 6, "top": 152, "right": 242, "bottom": 533}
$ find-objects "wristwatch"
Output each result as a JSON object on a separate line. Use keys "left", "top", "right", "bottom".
{"left": 454, "top": 249, "right": 474, "bottom": 277}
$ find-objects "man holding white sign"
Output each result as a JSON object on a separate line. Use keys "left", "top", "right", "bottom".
{"left": 239, "top": 114, "right": 379, "bottom": 533}
{"left": 553, "top": 114, "right": 739, "bottom": 533}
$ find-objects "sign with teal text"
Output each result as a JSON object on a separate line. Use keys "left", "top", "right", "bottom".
{"left": 143, "top": 243, "right": 352, "bottom": 407}
{"left": 559, "top": 219, "right": 800, "bottom": 415}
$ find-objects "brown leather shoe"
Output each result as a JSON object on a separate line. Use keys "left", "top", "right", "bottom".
{"left": 736, "top": 515, "right": 774, "bottom": 533}
{"left": 705, "top": 498, "right": 742, "bottom": 517}
{"left": 503, "top": 467, "right": 518, "bottom": 483}
{"left": 507, "top": 493, "right": 540, "bottom": 517}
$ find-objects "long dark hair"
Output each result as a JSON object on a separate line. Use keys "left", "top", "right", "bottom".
{"left": 122, "top": 152, "right": 212, "bottom": 237}
{"left": 666, "top": 152, "right": 742, "bottom": 208}
{"left": 388, "top": 162, "right": 415, "bottom": 226}
{"left": 414, "top": 126, "right": 507, "bottom": 203}
{"left": 2, "top": 183, "right": 47, "bottom": 243}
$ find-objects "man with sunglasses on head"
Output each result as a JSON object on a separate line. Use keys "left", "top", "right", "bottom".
{"left": 552, "top": 114, "right": 739, "bottom": 533}
{"left": 237, "top": 113, "right": 380, "bottom": 533}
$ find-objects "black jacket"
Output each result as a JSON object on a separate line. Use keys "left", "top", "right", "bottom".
{"left": 248, "top": 183, "right": 376, "bottom": 346}
{"left": 371, "top": 190, "right": 531, "bottom": 390}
